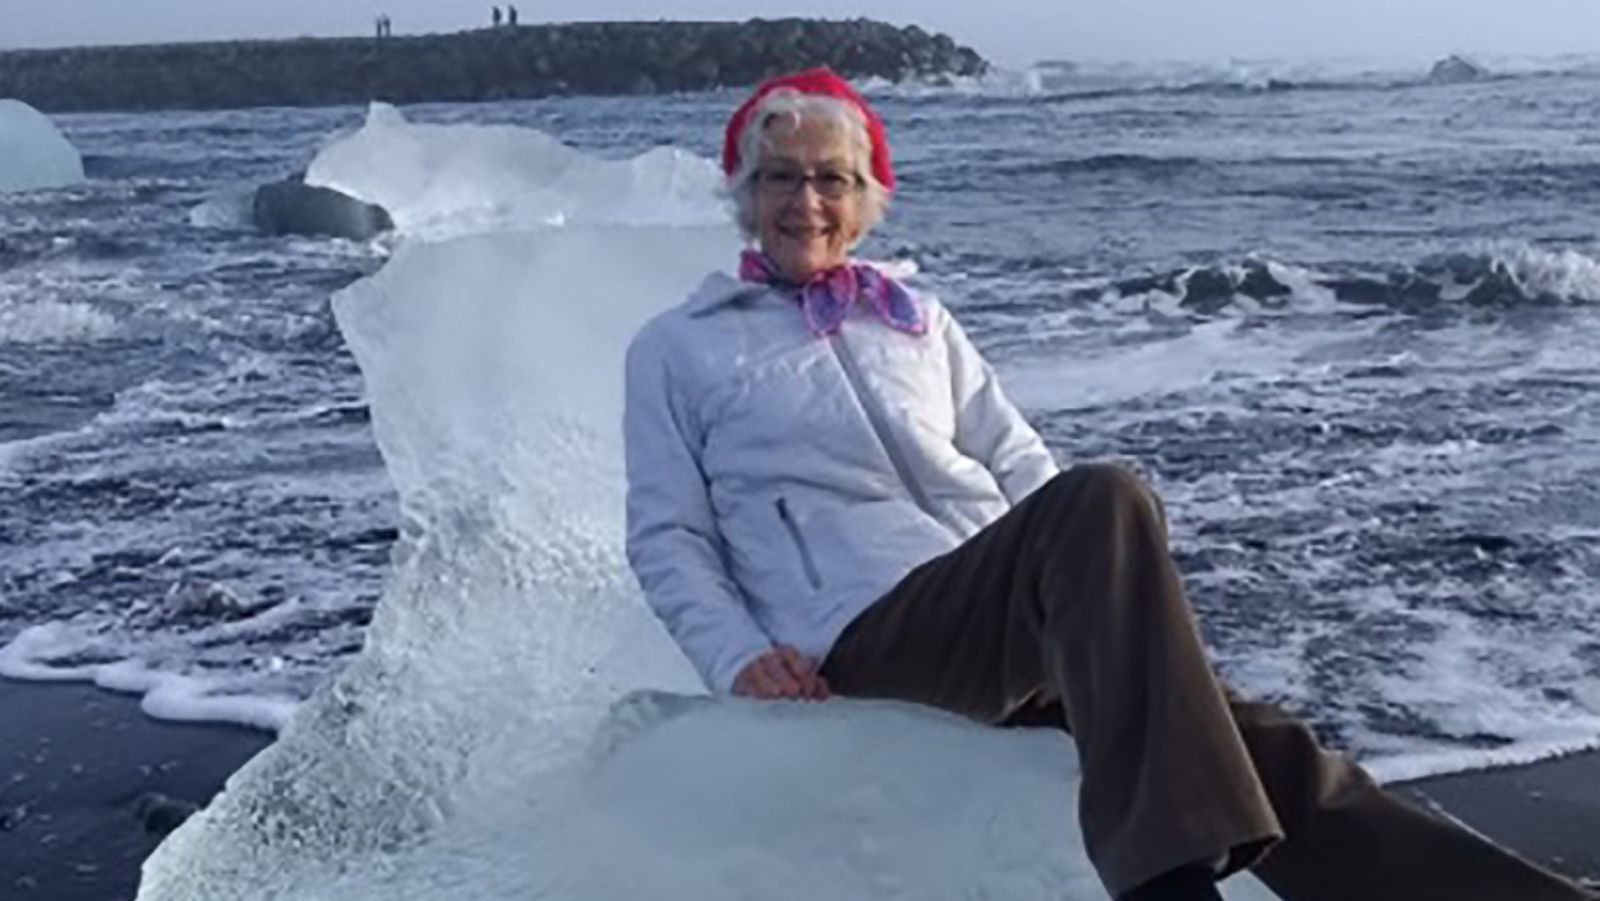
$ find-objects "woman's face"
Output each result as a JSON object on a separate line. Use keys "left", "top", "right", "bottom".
{"left": 753, "top": 115, "right": 866, "bottom": 282}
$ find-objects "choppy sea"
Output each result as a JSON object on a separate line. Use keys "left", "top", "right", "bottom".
{"left": 3, "top": 55, "right": 1598, "bottom": 771}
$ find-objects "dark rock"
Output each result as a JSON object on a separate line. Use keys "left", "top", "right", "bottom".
{"left": 0, "top": 19, "right": 989, "bottom": 113}
{"left": 1452, "top": 533, "right": 1516, "bottom": 554}
{"left": 1238, "top": 261, "right": 1291, "bottom": 300}
{"left": 1179, "top": 266, "right": 1236, "bottom": 314}
{"left": 0, "top": 803, "right": 28, "bottom": 832}
{"left": 1323, "top": 272, "right": 1442, "bottom": 309}
{"left": 1461, "top": 262, "right": 1530, "bottom": 306}
{"left": 1389, "top": 273, "right": 1444, "bottom": 306}
{"left": 1428, "top": 55, "right": 1489, "bottom": 85}
{"left": 1115, "top": 272, "right": 1180, "bottom": 296}
{"left": 132, "top": 792, "right": 199, "bottom": 836}
{"left": 252, "top": 177, "right": 394, "bottom": 241}
{"left": 1322, "top": 277, "right": 1389, "bottom": 305}
{"left": 1419, "top": 252, "right": 1492, "bottom": 283}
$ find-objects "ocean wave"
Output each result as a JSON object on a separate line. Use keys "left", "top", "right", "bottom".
{"left": 1329, "top": 247, "right": 1600, "bottom": 310}
{"left": 0, "top": 296, "right": 117, "bottom": 344}
{"left": 860, "top": 63, "right": 1369, "bottom": 104}
{"left": 81, "top": 153, "right": 190, "bottom": 181}
{"left": 0, "top": 235, "right": 29, "bottom": 269}
{"left": 188, "top": 188, "right": 256, "bottom": 230}
{"left": 0, "top": 223, "right": 166, "bottom": 266}
{"left": 850, "top": 56, "right": 1510, "bottom": 103}
{"left": 881, "top": 54, "right": 1600, "bottom": 106}
{"left": 1004, "top": 153, "right": 1209, "bottom": 178}
{"left": 857, "top": 67, "right": 1049, "bottom": 99}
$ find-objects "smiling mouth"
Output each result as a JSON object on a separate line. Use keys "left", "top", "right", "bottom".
{"left": 780, "top": 226, "right": 833, "bottom": 240}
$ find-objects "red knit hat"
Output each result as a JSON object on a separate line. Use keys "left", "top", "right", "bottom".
{"left": 722, "top": 67, "right": 896, "bottom": 193}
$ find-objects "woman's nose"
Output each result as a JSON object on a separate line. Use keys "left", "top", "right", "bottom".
{"left": 788, "top": 181, "right": 827, "bottom": 211}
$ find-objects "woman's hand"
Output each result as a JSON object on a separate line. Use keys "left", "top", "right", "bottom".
{"left": 732, "top": 645, "right": 831, "bottom": 701}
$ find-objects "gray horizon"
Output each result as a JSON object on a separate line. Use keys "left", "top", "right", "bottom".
{"left": 3, "top": 0, "right": 1599, "bottom": 68}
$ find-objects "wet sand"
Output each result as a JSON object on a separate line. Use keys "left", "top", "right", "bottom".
{"left": 1401, "top": 751, "right": 1600, "bottom": 892}
{"left": 0, "top": 679, "right": 272, "bottom": 901}
{"left": 1, "top": 677, "right": 1595, "bottom": 899}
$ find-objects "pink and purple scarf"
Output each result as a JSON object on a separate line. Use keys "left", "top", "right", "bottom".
{"left": 739, "top": 250, "right": 926, "bottom": 338}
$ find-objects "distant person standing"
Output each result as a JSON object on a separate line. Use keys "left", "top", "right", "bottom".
{"left": 507, "top": 5, "right": 519, "bottom": 26}
{"left": 492, "top": 6, "right": 502, "bottom": 27}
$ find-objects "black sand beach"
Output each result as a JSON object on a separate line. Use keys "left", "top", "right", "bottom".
{"left": 1, "top": 677, "right": 1595, "bottom": 899}
{"left": 0, "top": 679, "right": 273, "bottom": 901}
{"left": 1401, "top": 753, "right": 1600, "bottom": 893}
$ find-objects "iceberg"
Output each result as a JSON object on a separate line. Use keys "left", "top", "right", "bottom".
{"left": 0, "top": 99, "right": 85, "bottom": 193}
{"left": 304, "top": 103, "right": 727, "bottom": 240}
{"left": 137, "top": 118, "right": 1279, "bottom": 901}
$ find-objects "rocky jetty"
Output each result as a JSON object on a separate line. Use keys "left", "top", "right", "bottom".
{"left": 0, "top": 19, "right": 987, "bottom": 113}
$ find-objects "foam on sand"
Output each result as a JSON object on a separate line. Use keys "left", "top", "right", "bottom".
{"left": 0, "top": 623, "right": 296, "bottom": 731}
{"left": 0, "top": 99, "right": 85, "bottom": 193}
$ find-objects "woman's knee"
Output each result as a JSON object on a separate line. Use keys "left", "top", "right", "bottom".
{"left": 1044, "top": 462, "right": 1158, "bottom": 507}
{"left": 1027, "top": 463, "right": 1171, "bottom": 549}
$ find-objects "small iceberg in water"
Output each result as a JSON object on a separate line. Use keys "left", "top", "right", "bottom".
{"left": 0, "top": 99, "right": 85, "bottom": 192}
{"left": 304, "top": 102, "right": 727, "bottom": 240}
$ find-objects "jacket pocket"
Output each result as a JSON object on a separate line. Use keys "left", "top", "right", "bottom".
{"left": 775, "top": 497, "right": 823, "bottom": 590}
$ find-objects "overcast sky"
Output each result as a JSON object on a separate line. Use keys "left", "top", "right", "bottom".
{"left": 4, "top": 0, "right": 1600, "bottom": 66}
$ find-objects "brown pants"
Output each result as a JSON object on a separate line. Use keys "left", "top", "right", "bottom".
{"left": 821, "top": 464, "right": 1588, "bottom": 900}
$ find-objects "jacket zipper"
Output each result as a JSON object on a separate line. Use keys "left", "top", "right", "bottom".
{"left": 776, "top": 497, "right": 823, "bottom": 590}
{"left": 827, "top": 333, "right": 950, "bottom": 532}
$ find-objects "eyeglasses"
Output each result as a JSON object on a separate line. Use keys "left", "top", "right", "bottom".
{"left": 754, "top": 168, "right": 865, "bottom": 200}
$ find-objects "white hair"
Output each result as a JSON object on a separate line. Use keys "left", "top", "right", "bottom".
{"left": 724, "top": 90, "right": 891, "bottom": 243}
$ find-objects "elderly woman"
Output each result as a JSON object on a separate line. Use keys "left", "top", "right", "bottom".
{"left": 622, "top": 69, "right": 1590, "bottom": 901}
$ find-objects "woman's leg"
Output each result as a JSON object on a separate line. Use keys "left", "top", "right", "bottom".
{"left": 822, "top": 463, "right": 1280, "bottom": 896}
{"left": 1231, "top": 695, "right": 1589, "bottom": 900}
{"left": 821, "top": 463, "right": 1590, "bottom": 900}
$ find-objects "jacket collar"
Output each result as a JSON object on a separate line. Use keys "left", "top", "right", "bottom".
{"left": 685, "top": 271, "right": 761, "bottom": 317}
{"left": 684, "top": 259, "right": 922, "bottom": 318}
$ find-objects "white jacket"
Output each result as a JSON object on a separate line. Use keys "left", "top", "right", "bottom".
{"left": 624, "top": 270, "right": 1059, "bottom": 693}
